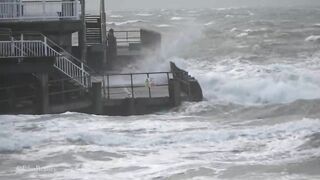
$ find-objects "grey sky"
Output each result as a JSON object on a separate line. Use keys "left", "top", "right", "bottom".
{"left": 101, "top": 0, "right": 320, "bottom": 10}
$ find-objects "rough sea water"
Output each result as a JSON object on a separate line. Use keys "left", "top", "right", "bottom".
{"left": 1, "top": 7, "right": 320, "bottom": 180}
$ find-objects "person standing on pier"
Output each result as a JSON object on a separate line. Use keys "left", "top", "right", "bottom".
{"left": 107, "top": 28, "right": 117, "bottom": 62}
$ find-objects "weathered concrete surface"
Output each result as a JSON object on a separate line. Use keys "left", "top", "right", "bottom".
{"left": 0, "top": 20, "right": 81, "bottom": 34}
{"left": 49, "top": 99, "right": 92, "bottom": 114}
{"left": 103, "top": 97, "right": 172, "bottom": 116}
{"left": 91, "top": 82, "right": 103, "bottom": 114}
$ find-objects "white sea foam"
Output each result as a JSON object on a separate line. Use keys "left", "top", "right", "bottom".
{"left": 225, "top": 15, "right": 234, "bottom": 18}
{"left": 109, "top": 15, "right": 123, "bottom": 18}
{"left": 236, "top": 32, "right": 248, "bottom": 38}
{"left": 171, "top": 17, "right": 183, "bottom": 21}
{"left": 248, "top": 11, "right": 255, "bottom": 16}
{"left": 204, "top": 21, "right": 215, "bottom": 26}
{"left": 216, "top": 7, "right": 240, "bottom": 11}
{"left": 230, "top": 27, "right": 238, "bottom": 32}
{"left": 136, "top": 13, "right": 153, "bottom": 17}
{"left": 313, "top": 23, "right": 320, "bottom": 27}
{"left": 156, "top": 24, "right": 171, "bottom": 28}
{"left": 106, "top": 20, "right": 144, "bottom": 26}
{"left": 305, "top": 35, "right": 320, "bottom": 42}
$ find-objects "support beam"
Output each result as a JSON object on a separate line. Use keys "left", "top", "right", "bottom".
{"left": 169, "top": 79, "right": 181, "bottom": 106}
{"left": 80, "top": 0, "right": 87, "bottom": 63}
{"left": 38, "top": 73, "right": 49, "bottom": 114}
{"left": 91, "top": 82, "right": 103, "bottom": 114}
{"left": 100, "top": 0, "right": 108, "bottom": 68}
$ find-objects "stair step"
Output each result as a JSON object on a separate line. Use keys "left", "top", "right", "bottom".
{"left": 86, "top": 35, "right": 101, "bottom": 37}
{"left": 86, "top": 32, "right": 101, "bottom": 34}
{"left": 86, "top": 28, "right": 100, "bottom": 30}
{"left": 87, "top": 38, "right": 101, "bottom": 40}
{"left": 84, "top": 16, "right": 103, "bottom": 46}
{"left": 87, "top": 40, "right": 101, "bottom": 42}
{"left": 85, "top": 16, "right": 100, "bottom": 18}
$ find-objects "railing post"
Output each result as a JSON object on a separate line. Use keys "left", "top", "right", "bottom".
{"left": 81, "top": 63, "right": 84, "bottom": 85}
{"left": 130, "top": 74, "right": 134, "bottom": 99}
{"left": 10, "top": 37, "right": 14, "bottom": 56}
{"left": 102, "top": 75, "right": 106, "bottom": 98}
{"left": 107, "top": 74, "right": 110, "bottom": 100}
{"left": 167, "top": 72, "right": 170, "bottom": 97}
{"left": 147, "top": 73, "right": 151, "bottom": 98}
{"left": 44, "top": 37, "right": 48, "bottom": 56}
{"left": 20, "top": 34, "right": 24, "bottom": 57}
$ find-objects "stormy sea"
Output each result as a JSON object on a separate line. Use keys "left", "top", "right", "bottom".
{"left": 1, "top": 7, "right": 320, "bottom": 180}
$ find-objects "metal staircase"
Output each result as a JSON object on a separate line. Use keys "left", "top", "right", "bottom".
{"left": 0, "top": 33, "right": 92, "bottom": 88}
{"left": 85, "top": 15, "right": 102, "bottom": 45}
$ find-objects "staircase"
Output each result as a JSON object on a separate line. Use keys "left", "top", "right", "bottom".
{"left": 0, "top": 32, "right": 92, "bottom": 88}
{"left": 85, "top": 15, "right": 102, "bottom": 45}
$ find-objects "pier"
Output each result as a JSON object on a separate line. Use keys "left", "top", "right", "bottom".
{"left": 0, "top": 0, "right": 202, "bottom": 115}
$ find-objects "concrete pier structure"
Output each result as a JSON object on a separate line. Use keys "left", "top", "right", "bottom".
{"left": 0, "top": 1, "right": 203, "bottom": 116}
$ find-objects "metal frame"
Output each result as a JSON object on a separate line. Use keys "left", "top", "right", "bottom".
{"left": 102, "top": 72, "right": 172, "bottom": 100}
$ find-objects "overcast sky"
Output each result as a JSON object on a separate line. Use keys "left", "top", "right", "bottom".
{"left": 99, "top": 0, "right": 320, "bottom": 10}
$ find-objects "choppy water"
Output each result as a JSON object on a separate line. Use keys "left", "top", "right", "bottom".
{"left": 1, "top": 7, "right": 320, "bottom": 180}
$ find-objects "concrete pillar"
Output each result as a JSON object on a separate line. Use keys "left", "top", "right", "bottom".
{"left": 100, "top": 0, "right": 108, "bottom": 68}
{"left": 38, "top": 73, "right": 49, "bottom": 114}
{"left": 91, "top": 82, "right": 103, "bottom": 114}
{"left": 169, "top": 79, "right": 181, "bottom": 106}
{"left": 80, "top": 0, "right": 87, "bottom": 63}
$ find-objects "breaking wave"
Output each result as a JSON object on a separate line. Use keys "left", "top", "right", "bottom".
{"left": 172, "top": 57, "right": 320, "bottom": 105}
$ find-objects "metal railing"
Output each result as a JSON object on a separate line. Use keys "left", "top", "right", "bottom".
{"left": 114, "top": 30, "right": 141, "bottom": 45}
{"left": 0, "top": 40, "right": 27, "bottom": 57}
{"left": 0, "top": 33, "right": 91, "bottom": 88}
{"left": 101, "top": 72, "right": 172, "bottom": 100}
{"left": 0, "top": 0, "right": 80, "bottom": 21}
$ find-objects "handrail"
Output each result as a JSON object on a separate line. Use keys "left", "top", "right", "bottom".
{"left": 0, "top": 40, "right": 27, "bottom": 57}
{"left": 40, "top": 33, "right": 95, "bottom": 73}
{"left": 104, "top": 71, "right": 171, "bottom": 76}
{"left": 12, "top": 31, "right": 94, "bottom": 72}
{"left": 0, "top": 34, "right": 92, "bottom": 88}
{"left": 114, "top": 30, "right": 141, "bottom": 44}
